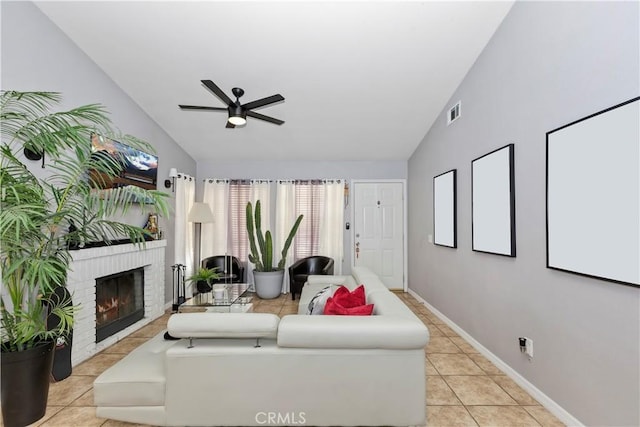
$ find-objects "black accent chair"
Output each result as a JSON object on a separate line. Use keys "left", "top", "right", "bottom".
{"left": 201, "top": 255, "right": 244, "bottom": 284}
{"left": 288, "top": 256, "right": 334, "bottom": 300}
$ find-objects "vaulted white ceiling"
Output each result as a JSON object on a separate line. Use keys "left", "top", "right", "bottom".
{"left": 36, "top": 1, "right": 513, "bottom": 162}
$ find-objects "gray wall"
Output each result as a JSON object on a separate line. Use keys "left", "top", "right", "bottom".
{"left": 197, "top": 160, "right": 407, "bottom": 273}
{"left": 408, "top": 2, "right": 639, "bottom": 426}
{"left": 1, "top": 2, "right": 197, "bottom": 304}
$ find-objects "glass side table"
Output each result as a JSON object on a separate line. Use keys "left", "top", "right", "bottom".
{"left": 178, "top": 283, "right": 254, "bottom": 313}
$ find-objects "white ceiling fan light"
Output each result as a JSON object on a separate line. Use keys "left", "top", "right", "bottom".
{"left": 227, "top": 116, "right": 247, "bottom": 126}
{"left": 228, "top": 105, "right": 247, "bottom": 126}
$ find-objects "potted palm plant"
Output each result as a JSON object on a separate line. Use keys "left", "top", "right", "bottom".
{"left": 246, "top": 200, "right": 303, "bottom": 299}
{"left": 0, "top": 90, "right": 168, "bottom": 427}
{"left": 186, "top": 267, "right": 221, "bottom": 294}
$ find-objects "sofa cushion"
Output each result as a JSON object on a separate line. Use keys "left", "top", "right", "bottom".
{"left": 306, "top": 274, "right": 358, "bottom": 288}
{"left": 167, "top": 313, "right": 279, "bottom": 339}
{"left": 306, "top": 285, "right": 336, "bottom": 315}
{"left": 94, "top": 331, "right": 176, "bottom": 407}
{"left": 351, "top": 267, "right": 389, "bottom": 295}
{"left": 277, "top": 315, "right": 429, "bottom": 349}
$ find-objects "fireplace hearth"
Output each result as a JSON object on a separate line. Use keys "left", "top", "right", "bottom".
{"left": 95, "top": 267, "right": 144, "bottom": 343}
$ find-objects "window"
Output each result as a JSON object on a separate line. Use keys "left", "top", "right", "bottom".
{"left": 228, "top": 181, "right": 251, "bottom": 261}
{"left": 225, "top": 180, "right": 270, "bottom": 263}
{"left": 203, "top": 178, "right": 341, "bottom": 273}
{"left": 293, "top": 181, "right": 325, "bottom": 260}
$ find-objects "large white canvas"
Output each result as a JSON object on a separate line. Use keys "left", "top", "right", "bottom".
{"left": 472, "top": 144, "right": 515, "bottom": 256}
{"left": 433, "top": 169, "right": 456, "bottom": 248}
{"left": 547, "top": 98, "right": 639, "bottom": 286}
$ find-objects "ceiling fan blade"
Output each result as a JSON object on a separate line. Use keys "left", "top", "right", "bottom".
{"left": 201, "top": 80, "right": 233, "bottom": 106}
{"left": 225, "top": 121, "right": 236, "bottom": 129}
{"left": 179, "top": 105, "right": 227, "bottom": 111}
{"left": 247, "top": 110, "right": 284, "bottom": 125}
{"left": 242, "top": 94, "right": 284, "bottom": 111}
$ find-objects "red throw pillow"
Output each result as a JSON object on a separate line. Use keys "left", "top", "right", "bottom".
{"left": 322, "top": 285, "right": 373, "bottom": 315}
{"left": 332, "top": 285, "right": 366, "bottom": 308}
{"left": 323, "top": 297, "right": 374, "bottom": 315}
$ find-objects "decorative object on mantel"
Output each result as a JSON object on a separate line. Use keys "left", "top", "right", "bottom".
{"left": 246, "top": 200, "right": 303, "bottom": 299}
{"left": 144, "top": 213, "right": 159, "bottom": 239}
{"left": 0, "top": 90, "right": 169, "bottom": 427}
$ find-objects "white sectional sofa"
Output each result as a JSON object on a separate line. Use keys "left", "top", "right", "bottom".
{"left": 94, "top": 267, "right": 430, "bottom": 426}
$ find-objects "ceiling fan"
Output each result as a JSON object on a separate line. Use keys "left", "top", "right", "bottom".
{"left": 179, "top": 80, "right": 284, "bottom": 128}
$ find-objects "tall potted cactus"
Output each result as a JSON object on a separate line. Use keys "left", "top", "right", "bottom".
{"left": 246, "top": 200, "right": 303, "bottom": 299}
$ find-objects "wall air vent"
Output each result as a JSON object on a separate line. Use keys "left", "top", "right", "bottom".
{"left": 447, "top": 101, "right": 461, "bottom": 125}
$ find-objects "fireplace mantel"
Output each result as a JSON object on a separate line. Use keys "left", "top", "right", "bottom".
{"left": 66, "top": 239, "right": 166, "bottom": 366}
{"left": 70, "top": 239, "right": 166, "bottom": 261}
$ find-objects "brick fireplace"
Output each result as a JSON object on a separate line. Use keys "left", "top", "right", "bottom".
{"left": 66, "top": 240, "right": 166, "bottom": 366}
{"left": 95, "top": 267, "right": 145, "bottom": 343}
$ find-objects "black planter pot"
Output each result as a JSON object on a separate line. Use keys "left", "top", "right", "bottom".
{"left": 196, "top": 280, "right": 212, "bottom": 293}
{"left": 1, "top": 341, "right": 55, "bottom": 427}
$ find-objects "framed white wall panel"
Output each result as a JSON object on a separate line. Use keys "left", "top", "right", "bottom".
{"left": 546, "top": 97, "right": 640, "bottom": 287}
{"left": 433, "top": 169, "right": 457, "bottom": 248}
{"left": 472, "top": 144, "right": 516, "bottom": 256}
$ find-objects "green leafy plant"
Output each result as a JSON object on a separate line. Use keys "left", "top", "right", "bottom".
{"left": 0, "top": 91, "right": 169, "bottom": 352}
{"left": 246, "top": 200, "right": 303, "bottom": 272}
{"left": 186, "top": 267, "right": 221, "bottom": 286}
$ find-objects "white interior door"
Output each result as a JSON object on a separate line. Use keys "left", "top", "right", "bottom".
{"left": 353, "top": 181, "right": 405, "bottom": 290}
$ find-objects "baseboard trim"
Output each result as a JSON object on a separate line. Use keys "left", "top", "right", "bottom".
{"left": 407, "top": 288, "right": 583, "bottom": 427}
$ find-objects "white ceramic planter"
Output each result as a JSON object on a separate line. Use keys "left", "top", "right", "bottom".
{"left": 253, "top": 270, "right": 284, "bottom": 299}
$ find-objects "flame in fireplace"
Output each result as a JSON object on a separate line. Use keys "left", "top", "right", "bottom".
{"left": 97, "top": 297, "right": 119, "bottom": 313}
{"left": 97, "top": 297, "right": 123, "bottom": 325}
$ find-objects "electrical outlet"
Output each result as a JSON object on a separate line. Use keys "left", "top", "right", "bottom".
{"left": 519, "top": 337, "right": 533, "bottom": 360}
{"left": 525, "top": 338, "right": 533, "bottom": 358}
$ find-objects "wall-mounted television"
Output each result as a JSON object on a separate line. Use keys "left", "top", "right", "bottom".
{"left": 90, "top": 134, "right": 158, "bottom": 191}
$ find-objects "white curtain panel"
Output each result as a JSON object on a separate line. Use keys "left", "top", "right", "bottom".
{"left": 246, "top": 180, "right": 271, "bottom": 284}
{"left": 173, "top": 174, "right": 195, "bottom": 297}
{"left": 319, "top": 180, "right": 345, "bottom": 274}
{"left": 249, "top": 180, "right": 271, "bottom": 227}
{"left": 201, "top": 179, "right": 229, "bottom": 259}
{"left": 276, "top": 180, "right": 297, "bottom": 293}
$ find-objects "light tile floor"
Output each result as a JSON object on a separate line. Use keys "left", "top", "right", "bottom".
{"left": 4, "top": 293, "right": 566, "bottom": 427}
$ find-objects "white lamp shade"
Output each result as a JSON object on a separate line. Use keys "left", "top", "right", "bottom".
{"left": 188, "top": 202, "right": 215, "bottom": 223}
{"left": 168, "top": 168, "right": 178, "bottom": 178}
